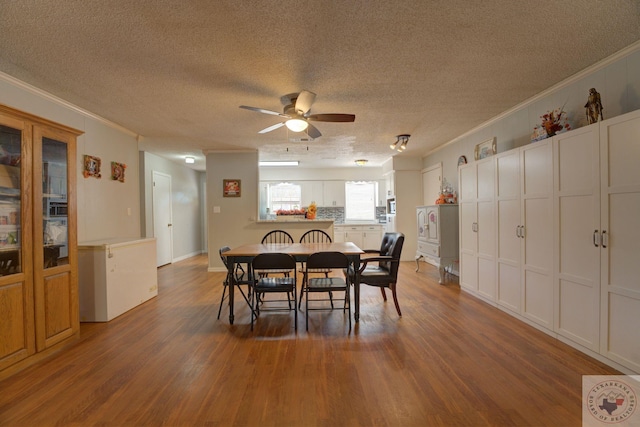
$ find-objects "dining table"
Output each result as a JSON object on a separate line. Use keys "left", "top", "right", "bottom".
{"left": 224, "top": 241, "right": 364, "bottom": 325}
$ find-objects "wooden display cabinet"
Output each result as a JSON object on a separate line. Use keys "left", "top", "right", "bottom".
{"left": 0, "top": 104, "right": 82, "bottom": 379}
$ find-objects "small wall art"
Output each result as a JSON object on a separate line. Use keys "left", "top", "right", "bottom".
{"left": 111, "top": 161, "right": 126, "bottom": 183}
{"left": 223, "top": 179, "right": 241, "bottom": 197}
{"left": 474, "top": 137, "right": 497, "bottom": 160}
{"left": 83, "top": 155, "right": 101, "bottom": 178}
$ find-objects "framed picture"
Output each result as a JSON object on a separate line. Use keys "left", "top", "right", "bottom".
{"left": 111, "top": 161, "right": 126, "bottom": 182}
{"left": 83, "top": 155, "right": 101, "bottom": 178}
{"left": 474, "top": 137, "right": 496, "bottom": 160}
{"left": 223, "top": 179, "right": 241, "bottom": 197}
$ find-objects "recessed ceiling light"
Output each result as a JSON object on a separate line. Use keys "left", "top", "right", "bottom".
{"left": 185, "top": 156, "right": 195, "bottom": 164}
{"left": 259, "top": 161, "right": 299, "bottom": 167}
{"left": 355, "top": 159, "right": 368, "bottom": 166}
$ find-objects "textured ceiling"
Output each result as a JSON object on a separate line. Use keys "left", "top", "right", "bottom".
{"left": 1, "top": 1, "right": 639, "bottom": 170}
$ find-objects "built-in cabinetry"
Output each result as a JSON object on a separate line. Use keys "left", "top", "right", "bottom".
{"left": 495, "top": 139, "right": 553, "bottom": 329}
{"left": 459, "top": 157, "right": 496, "bottom": 301}
{"left": 458, "top": 109, "right": 640, "bottom": 374}
{"left": 553, "top": 111, "right": 640, "bottom": 373}
{"left": 415, "top": 205, "right": 458, "bottom": 284}
{"left": 0, "top": 104, "right": 82, "bottom": 379}
{"left": 334, "top": 224, "right": 383, "bottom": 249}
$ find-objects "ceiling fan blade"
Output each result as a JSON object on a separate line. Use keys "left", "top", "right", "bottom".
{"left": 306, "top": 123, "right": 322, "bottom": 139}
{"left": 294, "top": 90, "right": 316, "bottom": 114}
{"left": 258, "top": 122, "right": 286, "bottom": 134}
{"left": 240, "top": 105, "right": 289, "bottom": 118}
{"left": 307, "top": 113, "right": 356, "bottom": 122}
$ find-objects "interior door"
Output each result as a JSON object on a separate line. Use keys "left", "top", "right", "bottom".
{"left": 152, "top": 171, "right": 173, "bottom": 267}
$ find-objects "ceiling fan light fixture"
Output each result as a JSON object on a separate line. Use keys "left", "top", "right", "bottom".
{"left": 355, "top": 159, "right": 368, "bottom": 166}
{"left": 285, "top": 118, "right": 308, "bottom": 132}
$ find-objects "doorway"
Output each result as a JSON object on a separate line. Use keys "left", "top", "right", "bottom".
{"left": 152, "top": 171, "right": 173, "bottom": 267}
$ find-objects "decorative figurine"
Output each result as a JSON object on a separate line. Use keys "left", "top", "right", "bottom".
{"left": 584, "top": 88, "right": 604, "bottom": 124}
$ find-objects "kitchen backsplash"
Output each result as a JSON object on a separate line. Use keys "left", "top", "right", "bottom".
{"left": 316, "top": 206, "right": 386, "bottom": 224}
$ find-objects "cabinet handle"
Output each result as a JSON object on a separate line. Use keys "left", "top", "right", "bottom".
{"left": 520, "top": 225, "right": 525, "bottom": 239}
{"left": 601, "top": 230, "right": 608, "bottom": 248}
{"left": 516, "top": 226, "right": 520, "bottom": 238}
{"left": 593, "top": 230, "right": 600, "bottom": 247}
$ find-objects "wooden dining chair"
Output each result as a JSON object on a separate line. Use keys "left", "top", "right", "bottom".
{"left": 303, "top": 251, "right": 351, "bottom": 331}
{"left": 251, "top": 252, "right": 298, "bottom": 331}
{"left": 261, "top": 229, "right": 294, "bottom": 244}
{"left": 298, "top": 229, "right": 332, "bottom": 309}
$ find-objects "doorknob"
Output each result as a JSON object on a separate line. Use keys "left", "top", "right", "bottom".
{"left": 168, "top": 223, "right": 172, "bottom": 227}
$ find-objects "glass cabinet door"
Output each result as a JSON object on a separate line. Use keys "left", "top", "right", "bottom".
{"left": 0, "top": 124, "right": 23, "bottom": 277}
{"left": 41, "top": 137, "right": 68, "bottom": 269}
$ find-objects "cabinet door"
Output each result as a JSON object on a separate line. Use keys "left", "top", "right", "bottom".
{"left": 323, "top": 181, "right": 344, "bottom": 207}
{"left": 496, "top": 150, "right": 521, "bottom": 312}
{"left": 33, "top": 125, "right": 78, "bottom": 351}
{"left": 0, "top": 112, "right": 35, "bottom": 371}
{"left": 416, "top": 206, "right": 427, "bottom": 241}
{"left": 599, "top": 110, "right": 640, "bottom": 371}
{"left": 343, "top": 228, "right": 363, "bottom": 248}
{"left": 301, "top": 181, "right": 324, "bottom": 207}
{"left": 458, "top": 164, "right": 478, "bottom": 293}
{"left": 476, "top": 159, "right": 496, "bottom": 301}
{"left": 554, "top": 124, "right": 600, "bottom": 350}
{"left": 520, "top": 140, "right": 553, "bottom": 329}
{"left": 363, "top": 227, "right": 382, "bottom": 250}
{"left": 425, "top": 206, "right": 440, "bottom": 244}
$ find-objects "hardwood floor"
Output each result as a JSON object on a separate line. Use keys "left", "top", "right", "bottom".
{"left": 0, "top": 255, "right": 619, "bottom": 426}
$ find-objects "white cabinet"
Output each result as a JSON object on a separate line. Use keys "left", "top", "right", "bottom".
{"left": 301, "top": 181, "right": 324, "bottom": 207}
{"left": 322, "top": 181, "right": 344, "bottom": 207}
{"left": 362, "top": 225, "right": 383, "bottom": 250}
{"left": 553, "top": 123, "right": 601, "bottom": 351}
{"left": 78, "top": 238, "right": 158, "bottom": 322}
{"left": 553, "top": 111, "right": 640, "bottom": 372}
{"left": 459, "top": 157, "right": 496, "bottom": 300}
{"left": 598, "top": 111, "right": 640, "bottom": 372}
{"left": 416, "top": 205, "right": 458, "bottom": 283}
{"left": 334, "top": 225, "right": 383, "bottom": 249}
{"left": 496, "top": 140, "right": 553, "bottom": 329}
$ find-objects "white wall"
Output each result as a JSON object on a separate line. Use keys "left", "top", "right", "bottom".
{"left": 423, "top": 42, "right": 640, "bottom": 187}
{"left": 140, "top": 151, "right": 205, "bottom": 261}
{"left": 0, "top": 72, "right": 142, "bottom": 242}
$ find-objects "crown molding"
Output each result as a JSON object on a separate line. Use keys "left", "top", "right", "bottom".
{"left": 0, "top": 70, "right": 139, "bottom": 138}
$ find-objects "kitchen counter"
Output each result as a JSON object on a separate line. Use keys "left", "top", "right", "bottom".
{"left": 256, "top": 219, "right": 334, "bottom": 224}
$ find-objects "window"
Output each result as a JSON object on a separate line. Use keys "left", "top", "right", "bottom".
{"left": 269, "top": 182, "right": 302, "bottom": 213}
{"left": 345, "top": 181, "right": 377, "bottom": 221}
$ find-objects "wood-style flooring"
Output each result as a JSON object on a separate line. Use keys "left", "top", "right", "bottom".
{"left": 0, "top": 255, "right": 619, "bottom": 426}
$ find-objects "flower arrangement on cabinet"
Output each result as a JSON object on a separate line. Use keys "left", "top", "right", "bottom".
{"left": 531, "top": 106, "right": 571, "bottom": 142}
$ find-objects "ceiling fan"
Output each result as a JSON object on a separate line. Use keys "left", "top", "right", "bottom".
{"left": 239, "top": 90, "right": 355, "bottom": 139}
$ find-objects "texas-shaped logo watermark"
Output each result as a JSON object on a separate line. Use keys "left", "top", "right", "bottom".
{"left": 583, "top": 376, "right": 639, "bottom": 426}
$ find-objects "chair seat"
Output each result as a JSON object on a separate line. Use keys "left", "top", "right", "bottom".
{"left": 255, "top": 277, "right": 296, "bottom": 291}
{"left": 300, "top": 267, "right": 331, "bottom": 274}
{"left": 307, "top": 277, "right": 348, "bottom": 291}
{"left": 360, "top": 265, "right": 391, "bottom": 277}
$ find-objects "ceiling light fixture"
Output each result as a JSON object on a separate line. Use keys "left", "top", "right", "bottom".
{"left": 185, "top": 156, "right": 195, "bottom": 164}
{"left": 355, "top": 159, "right": 368, "bottom": 166}
{"left": 285, "top": 118, "right": 308, "bottom": 132}
{"left": 390, "top": 134, "right": 410, "bottom": 152}
{"left": 259, "top": 161, "right": 299, "bottom": 167}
